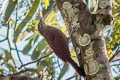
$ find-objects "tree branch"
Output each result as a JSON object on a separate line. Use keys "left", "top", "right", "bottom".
{"left": 65, "top": 75, "right": 77, "bottom": 80}
{"left": 97, "top": 0, "right": 112, "bottom": 14}
{"left": 7, "top": 22, "right": 17, "bottom": 68}
{"left": 96, "top": 0, "right": 113, "bottom": 25}
{"left": 13, "top": 2, "right": 25, "bottom": 69}
{"left": 19, "top": 52, "right": 53, "bottom": 69}
{"left": 112, "top": 59, "right": 120, "bottom": 62}
{"left": 0, "top": 38, "right": 7, "bottom": 42}
{"left": 109, "top": 46, "right": 120, "bottom": 62}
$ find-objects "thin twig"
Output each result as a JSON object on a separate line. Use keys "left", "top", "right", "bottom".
{"left": 13, "top": 2, "right": 25, "bottom": 69}
{"left": 11, "top": 48, "right": 23, "bottom": 52}
{"left": 0, "top": 34, "right": 6, "bottom": 38}
{"left": 7, "top": 22, "right": 17, "bottom": 67}
{"left": 109, "top": 46, "right": 120, "bottom": 62}
{"left": 112, "top": 59, "right": 120, "bottom": 62}
{"left": 65, "top": 75, "right": 78, "bottom": 80}
{"left": 19, "top": 52, "right": 53, "bottom": 69}
{"left": 15, "top": 43, "right": 25, "bottom": 68}
{"left": 0, "top": 38, "right": 7, "bottom": 42}
{"left": 57, "top": 59, "right": 62, "bottom": 70}
{"left": 110, "top": 63, "right": 120, "bottom": 67}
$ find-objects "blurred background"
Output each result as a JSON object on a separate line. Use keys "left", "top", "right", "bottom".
{"left": 0, "top": 0, "right": 120, "bottom": 80}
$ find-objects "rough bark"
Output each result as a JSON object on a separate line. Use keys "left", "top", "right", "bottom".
{"left": 55, "top": 0, "right": 113, "bottom": 80}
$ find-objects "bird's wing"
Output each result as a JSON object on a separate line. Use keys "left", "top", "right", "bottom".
{"left": 51, "top": 30, "right": 71, "bottom": 61}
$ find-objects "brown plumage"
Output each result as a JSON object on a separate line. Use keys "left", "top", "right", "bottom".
{"left": 38, "top": 12, "right": 84, "bottom": 76}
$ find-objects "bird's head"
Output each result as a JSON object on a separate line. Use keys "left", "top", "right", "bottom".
{"left": 38, "top": 11, "right": 47, "bottom": 34}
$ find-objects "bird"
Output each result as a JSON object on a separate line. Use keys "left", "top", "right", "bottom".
{"left": 38, "top": 11, "right": 84, "bottom": 76}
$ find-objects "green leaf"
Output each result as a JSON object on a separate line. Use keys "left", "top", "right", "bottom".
{"left": 23, "top": 40, "right": 33, "bottom": 54}
{"left": 43, "top": 0, "right": 55, "bottom": 17}
{"left": 37, "top": 64, "right": 44, "bottom": 71}
{"left": 43, "top": 0, "right": 50, "bottom": 9}
{"left": 6, "top": 63, "right": 16, "bottom": 72}
{"left": 45, "top": 11, "right": 58, "bottom": 27}
{"left": 38, "top": 39, "right": 47, "bottom": 51}
{"left": 37, "top": 56, "right": 55, "bottom": 77}
{"left": 31, "top": 48, "right": 40, "bottom": 60}
{"left": 112, "top": 68, "right": 118, "bottom": 74}
{"left": 26, "top": 34, "right": 39, "bottom": 44}
{"left": 0, "top": 55, "right": 2, "bottom": 60}
{"left": 75, "top": 75, "right": 78, "bottom": 80}
{"left": 114, "top": 76, "right": 120, "bottom": 80}
{"left": 33, "top": 35, "right": 40, "bottom": 44}
{"left": 5, "top": 50, "right": 11, "bottom": 62}
{"left": 31, "top": 39, "right": 47, "bottom": 60}
{"left": 14, "top": 0, "right": 40, "bottom": 42}
{"left": 112, "top": 43, "right": 119, "bottom": 50}
{"left": 57, "top": 63, "right": 69, "bottom": 80}
{"left": 4, "top": 0, "right": 17, "bottom": 23}
{"left": 115, "top": 20, "right": 120, "bottom": 27}
{"left": 105, "top": 36, "right": 112, "bottom": 43}
{"left": 113, "top": 4, "right": 120, "bottom": 15}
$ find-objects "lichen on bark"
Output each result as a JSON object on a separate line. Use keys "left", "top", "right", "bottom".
{"left": 55, "top": 0, "right": 113, "bottom": 80}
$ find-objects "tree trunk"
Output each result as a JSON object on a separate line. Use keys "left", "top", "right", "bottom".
{"left": 55, "top": 0, "right": 113, "bottom": 80}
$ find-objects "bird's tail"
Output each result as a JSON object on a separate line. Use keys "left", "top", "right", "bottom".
{"left": 68, "top": 58, "right": 85, "bottom": 76}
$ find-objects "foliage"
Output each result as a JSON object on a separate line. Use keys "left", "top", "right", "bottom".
{"left": 0, "top": 0, "right": 120, "bottom": 80}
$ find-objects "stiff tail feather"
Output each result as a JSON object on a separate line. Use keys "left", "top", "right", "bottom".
{"left": 68, "top": 58, "right": 84, "bottom": 76}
